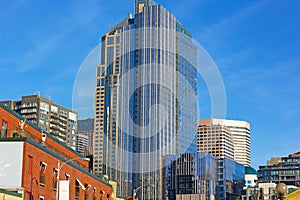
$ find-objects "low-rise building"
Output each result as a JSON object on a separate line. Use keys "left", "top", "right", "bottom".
{"left": 245, "top": 166, "right": 258, "bottom": 188}
{"left": 164, "top": 153, "right": 245, "bottom": 200}
{"left": 0, "top": 103, "right": 112, "bottom": 199}
{"left": 257, "top": 152, "right": 300, "bottom": 186}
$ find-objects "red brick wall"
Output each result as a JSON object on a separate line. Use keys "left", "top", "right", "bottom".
{"left": 0, "top": 106, "right": 20, "bottom": 135}
{"left": 0, "top": 105, "right": 112, "bottom": 199}
{"left": 0, "top": 106, "right": 88, "bottom": 169}
{"left": 22, "top": 141, "right": 112, "bottom": 200}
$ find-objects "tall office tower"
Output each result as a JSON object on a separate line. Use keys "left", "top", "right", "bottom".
{"left": 0, "top": 94, "right": 78, "bottom": 149}
{"left": 77, "top": 118, "right": 94, "bottom": 155}
{"left": 198, "top": 119, "right": 251, "bottom": 166}
{"left": 93, "top": 0, "right": 198, "bottom": 198}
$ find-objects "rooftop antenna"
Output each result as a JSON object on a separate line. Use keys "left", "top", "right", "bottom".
{"left": 34, "top": 91, "right": 40, "bottom": 97}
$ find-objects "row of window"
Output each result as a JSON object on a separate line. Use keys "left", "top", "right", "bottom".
{"left": 33, "top": 161, "right": 110, "bottom": 200}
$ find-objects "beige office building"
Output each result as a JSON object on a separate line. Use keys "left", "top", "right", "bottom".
{"left": 198, "top": 119, "right": 251, "bottom": 166}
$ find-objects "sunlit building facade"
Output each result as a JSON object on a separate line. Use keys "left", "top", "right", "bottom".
{"left": 198, "top": 120, "right": 235, "bottom": 160}
{"left": 257, "top": 152, "right": 300, "bottom": 187}
{"left": 93, "top": 0, "right": 198, "bottom": 198}
{"left": 198, "top": 119, "right": 251, "bottom": 166}
{"left": 0, "top": 103, "right": 112, "bottom": 200}
{"left": 1, "top": 94, "right": 78, "bottom": 150}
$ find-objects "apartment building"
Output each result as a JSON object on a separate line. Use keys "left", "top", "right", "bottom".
{"left": 1, "top": 94, "right": 78, "bottom": 149}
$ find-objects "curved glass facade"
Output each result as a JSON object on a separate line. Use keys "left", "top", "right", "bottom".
{"left": 94, "top": 1, "right": 198, "bottom": 199}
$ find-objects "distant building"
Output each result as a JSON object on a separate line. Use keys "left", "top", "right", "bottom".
{"left": 1, "top": 94, "right": 78, "bottom": 149}
{"left": 289, "top": 151, "right": 300, "bottom": 158}
{"left": 245, "top": 166, "right": 258, "bottom": 188}
{"left": 198, "top": 119, "right": 251, "bottom": 166}
{"left": 198, "top": 120, "right": 234, "bottom": 160}
{"left": 257, "top": 152, "right": 300, "bottom": 187}
{"left": 77, "top": 118, "right": 94, "bottom": 146}
{"left": 242, "top": 167, "right": 259, "bottom": 200}
{"left": 257, "top": 182, "right": 277, "bottom": 200}
{"left": 255, "top": 183, "right": 299, "bottom": 200}
{"left": 164, "top": 152, "right": 245, "bottom": 200}
{"left": 76, "top": 133, "right": 89, "bottom": 155}
{"left": 0, "top": 103, "right": 112, "bottom": 199}
{"left": 77, "top": 118, "right": 94, "bottom": 156}
{"left": 164, "top": 153, "right": 218, "bottom": 200}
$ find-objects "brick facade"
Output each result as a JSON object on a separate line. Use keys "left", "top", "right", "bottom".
{"left": 0, "top": 104, "right": 112, "bottom": 199}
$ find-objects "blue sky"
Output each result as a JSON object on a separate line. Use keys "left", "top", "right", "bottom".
{"left": 0, "top": 0, "right": 299, "bottom": 169}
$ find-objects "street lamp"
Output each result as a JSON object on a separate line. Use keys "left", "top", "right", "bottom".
{"left": 276, "top": 183, "right": 287, "bottom": 200}
{"left": 55, "top": 157, "right": 90, "bottom": 200}
{"left": 30, "top": 177, "right": 38, "bottom": 200}
{"left": 133, "top": 184, "right": 156, "bottom": 200}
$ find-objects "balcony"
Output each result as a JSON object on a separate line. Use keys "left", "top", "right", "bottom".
{"left": 50, "top": 119, "right": 67, "bottom": 129}
{"left": 23, "top": 114, "right": 37, "bottom": 119}
{"left": 50, "top": 118, "right": 60, "bottom": 125}
{"left": 50, "top": 113, "right": 60, "bottom": 119}
{"left": 21, "top": 108, "right": 37, "bottom": 114}
{"left": 22, "top": 103, "right": 38, "bottom": 108}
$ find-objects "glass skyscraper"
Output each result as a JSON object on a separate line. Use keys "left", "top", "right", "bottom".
{"left": 93, "top": 0, "right": 198, "bottom": 199}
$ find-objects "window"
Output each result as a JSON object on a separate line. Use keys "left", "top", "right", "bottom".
{"left": 93, "top": 187, "right": 97, "bottom": 200}
{"left": 27, "top": 155, "right": 33, "bottom": 174}
{"left": 65, "top": 173, "right": 70, "bottom": 180}
{"left": 39, "top": 162, "right": 47, "bottom": 186}
{"left": 52, "top": 168, "right": 58, "bottom": 190}
{"left": 1, "top": 120, "right": 7, "bottom": 138}
{"left": 75, "top": 180, "right": 81, "bottom": 199}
